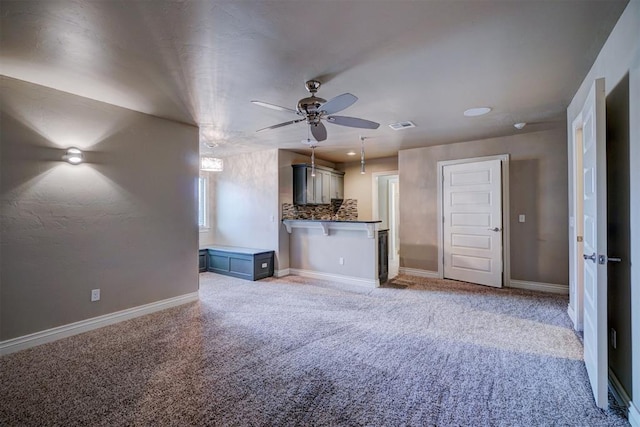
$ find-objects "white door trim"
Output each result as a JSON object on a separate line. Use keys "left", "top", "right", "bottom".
{"left": 568, "top": 113, "right": 585, "bottom": 331}
{"left": 371, "top": 170, "right": 399, "bottom": 221}
{"left": 437, "top": 155, "right": 510, "bottom": 287}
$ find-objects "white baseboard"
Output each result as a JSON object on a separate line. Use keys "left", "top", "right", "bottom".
{"left": 399, "top": 267, "right": 440, "bottom": 279}
{"left": 509, "top": 279, "right": 569, "bottom": 295}
{"left": 0, "top": 292, "right": 199, "bottom": 356}
{"left": 275, "top": 268, "right": 290, "bottom": 277}
{"left": 288, "top": 268, "right": 378, "bottom": 288}
{"left": 630, "top": 401, "right": 640, "bottom": 427}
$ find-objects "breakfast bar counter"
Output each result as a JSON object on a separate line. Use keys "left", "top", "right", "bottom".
{"left": 282, "top": 219, "right": 385, "bottom": 287}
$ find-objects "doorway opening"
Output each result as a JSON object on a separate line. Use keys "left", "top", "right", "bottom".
{"left": 605, "top": 73, "right": 632, "bottom": 408}
{"left": 372, "top": 171, "right": 400, "bottom": 280}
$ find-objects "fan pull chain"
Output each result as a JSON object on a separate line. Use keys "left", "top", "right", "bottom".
{"left": 360, "top": 136, "right": 366, "bottom": 174}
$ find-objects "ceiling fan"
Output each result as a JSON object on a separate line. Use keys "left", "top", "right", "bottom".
{"left": 251, "top": 80, "right": 380, "bottom": 142}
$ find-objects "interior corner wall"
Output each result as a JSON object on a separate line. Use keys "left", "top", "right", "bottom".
{"left": 338, "top": 156, "right": 399, "bottom": 220}
{"left": 200, "top": 149, "right": 281, "bottom": 266}
{"left": 566, "top": 0, "right": 639, "bottom": 414}
{"left": 398, "top": 128, "right": 569, "bottom": 285}
{"left": 0, "top": 76, "right": 199, "bottom": 341}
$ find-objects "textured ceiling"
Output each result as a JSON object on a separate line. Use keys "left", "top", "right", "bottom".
{"left": 0, "top": 0, "right": 628, "bottom": 162}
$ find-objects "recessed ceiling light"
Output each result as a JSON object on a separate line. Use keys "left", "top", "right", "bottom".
{"left": 346, "top": 151, "right": 357, "bottom": 156}
{"left": 514, "top": 122, "right": 527, "bottom": 130}
{"left": 463, "top": 107, "right": 492, "bottom": 117}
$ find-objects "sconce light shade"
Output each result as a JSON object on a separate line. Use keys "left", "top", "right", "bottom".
{"left": 200, "top": 156, "right": 223, "bottom": 171}
{"left": 63, "top": 147, "right": 84, "bottom": 164}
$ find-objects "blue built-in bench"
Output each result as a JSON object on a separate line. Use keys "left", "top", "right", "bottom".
{"left": 199, "top": 246, "right": 274, "bottom": 281}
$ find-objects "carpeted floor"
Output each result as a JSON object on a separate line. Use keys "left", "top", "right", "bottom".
{"left": 0, "top": 273, "right": 630, "bottom": 426}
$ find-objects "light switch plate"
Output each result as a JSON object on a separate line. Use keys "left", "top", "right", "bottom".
{"left": 518, "top": 214, "right": 526, "bottom": 223}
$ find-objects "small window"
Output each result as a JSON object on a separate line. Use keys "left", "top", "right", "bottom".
{"left": 198, "top": 176, "right": 208, "bottom": 229}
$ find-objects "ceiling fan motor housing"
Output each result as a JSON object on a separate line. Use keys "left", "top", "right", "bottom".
{"left": 297, "top": 95, "right": 326, "bottom": 117}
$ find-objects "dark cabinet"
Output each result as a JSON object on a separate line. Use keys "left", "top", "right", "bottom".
{"left": 206, "top": 246, "right": 274, "bottom": 281}
{"left": 292, "top": 164, "right": 344, "bottom": 205}
{"left": 199, "top": 249, "right": 208, "bottom": 272}
{"left": 378, "top": 230, "right": 389, "bottom": 283}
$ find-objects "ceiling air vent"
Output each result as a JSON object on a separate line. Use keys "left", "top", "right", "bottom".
{"left": 388, "top": 121, "right": 416, "bottom": 131}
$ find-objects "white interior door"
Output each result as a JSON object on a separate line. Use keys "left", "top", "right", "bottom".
{"left": 443, "top": 159, "right": 502, "bottom": 287}
{"left": 581, "top": 78, "right": 608, "bottom": 409}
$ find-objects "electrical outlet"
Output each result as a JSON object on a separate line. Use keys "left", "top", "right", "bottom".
{"left": 339, "top": 257, "right": 344, "bottom": 265}
{"left": 91, "top": 289, "right": 100, "bottom": 302}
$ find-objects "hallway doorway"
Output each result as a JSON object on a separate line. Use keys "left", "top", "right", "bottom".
{"left": 372, "top": 171, "right": 400, "bottom": 280}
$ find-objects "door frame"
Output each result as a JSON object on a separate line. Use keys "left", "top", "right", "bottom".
{"left": 437, "top": 154, "right": 511, "bottom": 287}
{"left": 568, "top": 114, "right": 585, "bottom": 331}
{"left": 372, "top": 171, "right": 400, "bottom": 278}
{"left": 371, "top": 170, "right": 399, "bottom": 224}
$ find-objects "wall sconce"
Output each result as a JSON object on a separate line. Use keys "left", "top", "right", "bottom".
{"left": 63, "top": 147, "right": 84, "bottom": 164}
{"left": 200, "top": 156, "right": 223, "bottom": 172}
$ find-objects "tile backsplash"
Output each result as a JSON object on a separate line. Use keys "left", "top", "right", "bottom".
{"left": 282, "top": 199, "right": 358, "bottom": 221}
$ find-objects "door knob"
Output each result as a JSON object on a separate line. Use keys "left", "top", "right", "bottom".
{"left": 583, "top": 252, "right": 597, "bottom": 263}
{"left": 488, "top": 227, "right": 501, "bottom": 232}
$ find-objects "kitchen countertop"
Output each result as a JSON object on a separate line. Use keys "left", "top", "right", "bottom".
{"left": 282, "top": 219, "right": 382, "bottom": 223}
{"left": 282, "top": 219, "right": 382, "bottom": 238}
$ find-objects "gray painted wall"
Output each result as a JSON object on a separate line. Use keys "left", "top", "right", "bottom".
{"left": 339, "top": 157, "right": 399, "bottom": 220}
{"left": 199, "top": 149, "right": 280, "bottom": 259}
{"left": 398, "top": 128, "right": 569, "bottom": 285}
{"left": 0, "top": 76, "right": 199, "bottom": 340}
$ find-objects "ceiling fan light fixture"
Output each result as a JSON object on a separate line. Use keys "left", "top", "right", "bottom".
{"left": 463, "top": 107, "right": 492, "bottom": 117}
{"left": 252, "top": 81, "right": 379, "bottom": 142}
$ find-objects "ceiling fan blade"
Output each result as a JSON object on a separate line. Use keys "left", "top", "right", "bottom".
{"left": 320, "top": 93, "right": 358, "bottom": 115}
{"left": 310, "top": 122, "right": 327, "bottom": 141}
{"left": 256, "top": 118, "right": 304, "bottom": 132}
{"left": 326, "top": 115, "right": 380, "bottom": 129}
{"left": 251, "top": 100, "right": 298, "bottom": 114}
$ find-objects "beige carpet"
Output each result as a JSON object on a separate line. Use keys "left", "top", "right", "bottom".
{"left": 0, "top": 273, "right": 629, "bottom": 426}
